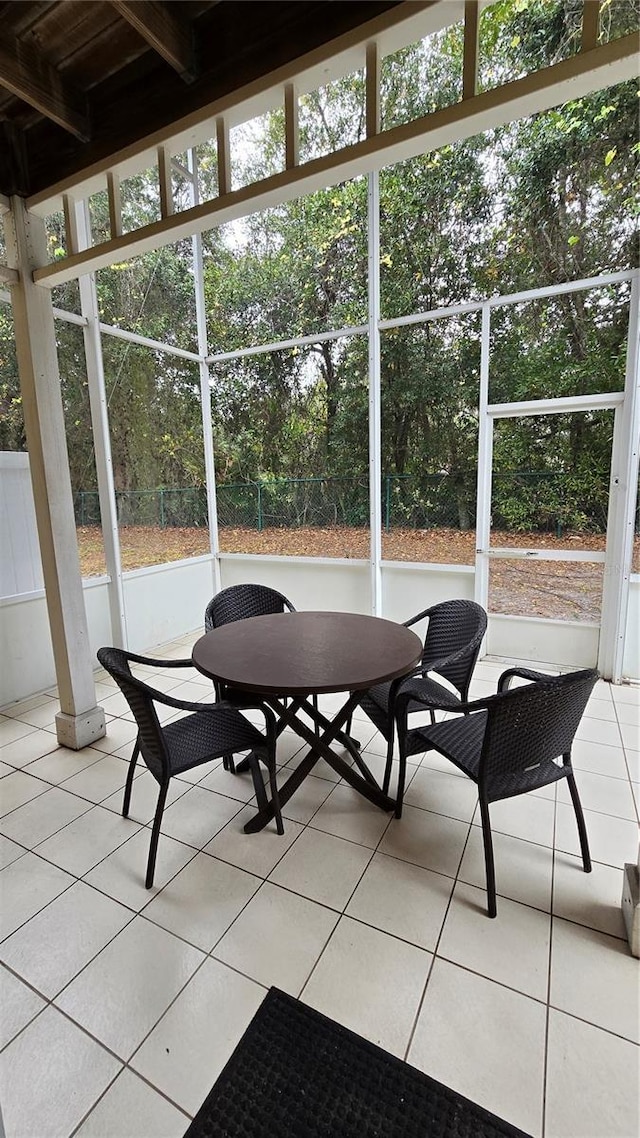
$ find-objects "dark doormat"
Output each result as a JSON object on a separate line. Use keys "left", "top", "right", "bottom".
{"left": 184, "top": 987, "right": 533, "bottom": 1138}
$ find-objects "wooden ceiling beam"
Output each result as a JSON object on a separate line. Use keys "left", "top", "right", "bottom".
{"left": 109, "top": 1, "right": 196, "bottom": 82}
{"left": 0, "top": 32, "right": 90, "bottom": 141}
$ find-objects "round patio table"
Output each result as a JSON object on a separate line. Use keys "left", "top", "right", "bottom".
{"left": 192, "top": 611, "right": 422, "bottom": 831}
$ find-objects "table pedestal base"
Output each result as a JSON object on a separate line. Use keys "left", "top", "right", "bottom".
{"left": 243, "top": 690, "right": 395, "bottom": 834}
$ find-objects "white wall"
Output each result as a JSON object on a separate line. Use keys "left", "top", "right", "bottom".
{"left": 0, "top": 452, "right": 43, "bottom": 597}
{"left": 623, "top": 576, "right": 640, "bottom": 681}
{"left": 486, "top": 613, "right": 600, "bottom": 670}
{"left": 219, "top": 554, "right": 371, "bottom": 614}
{"left": 2, "top": 554, "right": 638, "bottom": 709}
{"left": 122, "top": 556, "right": 216, "bottom": 651}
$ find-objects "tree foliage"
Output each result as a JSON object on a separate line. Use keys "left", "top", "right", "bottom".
{"left": 0, "top": 0, "right": 637, "bottom": 538}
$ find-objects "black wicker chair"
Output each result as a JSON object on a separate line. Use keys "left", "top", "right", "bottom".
{"left": 395, "top": 666, "right": 598, "bottom": 917}
{"left": 205, "top": 584, "right": 296, "bottom": 701}
{"left": 352, "top": 600, "right": 487, "bottom": 800}
{"left": 97, "top": 647, "right": 282, "bottom": 888}
{"left": 205, "top": 583, "right": 318, "bottom": 762}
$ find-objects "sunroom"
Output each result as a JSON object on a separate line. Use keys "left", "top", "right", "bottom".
{"left": 0, "top": 1, "right": 638, "bottom": 1136}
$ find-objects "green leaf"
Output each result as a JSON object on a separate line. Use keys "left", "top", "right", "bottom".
{"left": 568, "top": 235, "right": 580, "bottom": 246}
{"left": 604, "top": 148, "right": 617, "bottom": 166}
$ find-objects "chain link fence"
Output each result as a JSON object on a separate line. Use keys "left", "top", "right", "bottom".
{"left": 75, "top": 471, "right": 635, "bottom": 536}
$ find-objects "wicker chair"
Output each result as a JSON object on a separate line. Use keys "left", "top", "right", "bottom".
{"left": 352, "top": 600, "right": 487, "bottom": 800}
{"left": 205, "top": 583, "right": 318, "bottom": 763}
{"left": 97, "top": 647, "right": 282, "bottom": 888}
{"left": 395, "top": 666, "right": 598, "bottom": 916}
{"left": 205, "top": 583, "right": 295, "bottom": 636}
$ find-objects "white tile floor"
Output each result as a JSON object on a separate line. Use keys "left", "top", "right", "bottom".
{"left": 1, "top": 640, "right": 639, "bottom": 1138}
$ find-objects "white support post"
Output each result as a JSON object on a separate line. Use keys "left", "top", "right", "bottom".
{"left": 158, "top": 145, "right": 174, "bottom": 218}
{"left": 366, "top": 41, "right": 380, "bottom": 138}
{"left": 284, "top": 83, "right": 299, "bottom": 169}
{"left": 463, "top": 1, "right": 480, "bottom": 100}
{"left": 216, "top": 117, "right": 231, "bottom": 197}
{"left": 367, "top": 169, "right": 382, "bottom": 616}
{"left": 582, "top": 0, "right": 600, "bottom": 51}
{"left": 189, "top": 148, "right": 221, "bottom": 595}
{"left": 107, "top": 171, "right": 123, "bottom": 238}
{"left": 599, "top": 274, "right": 640, "bottom": 681}
{"left": 474, "top": 302, "right": 492, "bottom": 630}
{"left": 5, "top": 198, "right": 105, "bottom": 747}
{"left": 74, "top": 200, "right": 128, "bottom": 649}
{"left": 63, "top": 194, "right": 80, "bottom": 256}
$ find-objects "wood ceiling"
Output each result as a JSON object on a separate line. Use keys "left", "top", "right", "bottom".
{"left": 0, "top": 0, "right": 399, "bottom": 200}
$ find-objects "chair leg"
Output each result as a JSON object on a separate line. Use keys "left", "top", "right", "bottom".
{"left": 267, "top": 761, "right": 284, "bottom": 836}
{"left": 478, "top": 796, "right": 497, "bottom": 918}
{"left": 382, "top": 733, "right": 394, "bottom": 796}
{"left": 565, "top": 768, "right": 592, "bottom": 873}
{"left": 394, "top": 737, "right": 407, "bottom": 820}
{"left": 146, "top": 781, "right": 169, "bottom": 889}
{"left": 122, "top": 741, "right": 139, "bottom": 817}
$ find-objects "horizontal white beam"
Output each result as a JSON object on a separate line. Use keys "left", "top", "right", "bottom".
{"left": 484, "top": 548, "right": 606, "bottom": 562}
{"left": 32, "top": 34, "right": 638, "bottom": 290}
{"left": 52, "top": 306, "right": 88, "bottom": 327}
{"left": 208, "top": 324, "right": 368, "bottom": 363}
{"left": 380, "top": 300, "right": 483, "bottom": 328}
{"left": 489, "top": 269, "right": 637, "bottom": 308}
{"left": 488, "top": 392, "right": 624, "bottom": 418}
{"left": 0, "top": 264, "right": 19, "bottom": 284}
{"left": 97, "top": 322, "right": 203, "bottom": 362}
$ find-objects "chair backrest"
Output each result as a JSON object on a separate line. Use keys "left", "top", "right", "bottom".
{"left": 205, "top": 583, "right": 295, "bottom": 631}
{"left": 421, "top": 600, "right": 487, "bottom": 698}
{"left": 480, "top": 668, "right": 598, "bottom": 799}
{"left": 97, "top": 647, "right": 169, "bottom": 783}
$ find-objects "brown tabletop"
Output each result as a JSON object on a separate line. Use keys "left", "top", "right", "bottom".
{"left": 191, "top": 611, "right": 423, "bottom": 696}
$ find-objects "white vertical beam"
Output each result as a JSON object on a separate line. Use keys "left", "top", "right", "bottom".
{"left": 4, "top": 197, "right": 105, "bottom": 747}
{"left": 366, "top": 41, "right": 381, "bottom": 138}
{"left": 63, "top": 194, "right": 80, "bottom": 256}
{"left": 216, "top": 117, "right": 231, "bottom": 197}
{"left": 107, "top": 171, "right": 123, "bottom": 238}
{"left": 74, "top": 200, "right": 128, "bottom": 649}
{"left": 188, "top": 148, "right": 221, "bottom": 595}
{"left": 582, "top": 0, "right": 600, "bottom": 51}
{"left": 367, "top": 169, "right": 382, "bottom": 615}
{"left": 474, "top": 302, "right": 492, "bottom": 625}
{"left": 284, "top": 83, "right": 299, "bottom": 169}
{"left": 599, "top": 275, "right": 640, "bottom": 680}
{"left": 158, "top": 145, "right": 174, "bottom": 218}
{"left": 463, "top": 1, "right": 480, "bottom": 100}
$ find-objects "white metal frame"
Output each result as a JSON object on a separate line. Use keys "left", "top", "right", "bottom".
{"left": 0, "top": 0, "right": 638, "bottom": 696}
{"left": 472, "top": 272, "right": 638, "bottom": 681}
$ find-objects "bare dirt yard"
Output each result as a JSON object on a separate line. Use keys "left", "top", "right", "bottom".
{"left": 77, "top": 524, "right": 639, "bottom": 622}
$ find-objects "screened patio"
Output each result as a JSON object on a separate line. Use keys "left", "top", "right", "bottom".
{"left": 0, "top": 1, "right": 639, "bottom": 1135}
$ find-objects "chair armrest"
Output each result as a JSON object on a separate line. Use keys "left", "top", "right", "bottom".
{"left": 121, "top": 674, "right": 277, "bottom": 740}
{"left": 117, "top": 650, "right": 194, "bottom": 670}
{"left": 402, "top": 606, "right": 437, "bottom": 630}
{"left": 395, "top": 687, "right": 491, "bottom": 722}
{"left": 498, "top": 667, "right": 554, "bottom": 692}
